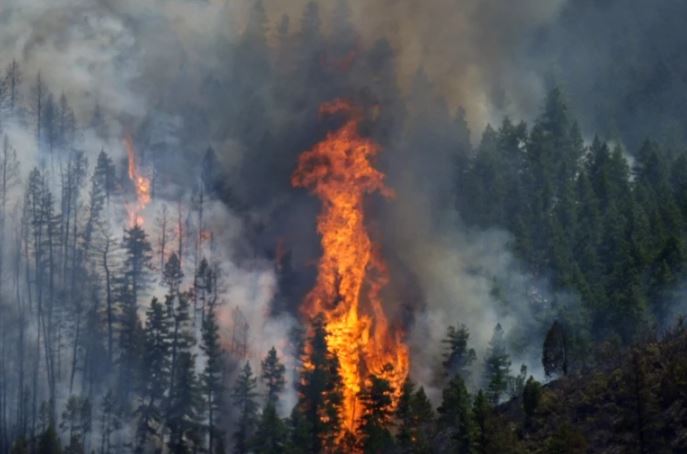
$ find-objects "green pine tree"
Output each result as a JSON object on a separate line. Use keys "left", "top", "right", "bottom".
{"left": 261, "top": 346, "right": 286, "bottom": 405}
{"left": 296, "top": 316, "right": 344, "bottom": 453}
{"left": 232, "top": 362, "right": 259, "bottom": 454}
{"left": 442, "top": 324, "right": 476, "bottom": 382}
{"left": 357, "top": 372, "right": 395, "bottom": 454}
{"left": 253, "top": 402, "right": 288, "bottom": 454}
{"left": 201, "top": 303, "right": 225, "bottom": 454}
{"left": 484, "top": 324, "right": 511, "bottom": 404}
{"left": 438, "top": 375, "right": 472, "bottom": 453}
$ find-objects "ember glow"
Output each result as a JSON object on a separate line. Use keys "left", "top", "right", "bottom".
{"left": 292, "top": 100, "right": 410, "bottom": 434}
{"left": 124, "top": 135, "right": 151, "bottom": 226}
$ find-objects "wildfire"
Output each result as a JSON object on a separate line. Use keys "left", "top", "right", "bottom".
{"left": 124, "top": 135, "right": 151, "bottom": 226}
{"left": 292, "top": 100, "right": 409, "bottom": 435}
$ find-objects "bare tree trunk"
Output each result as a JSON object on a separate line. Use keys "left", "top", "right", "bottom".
{"left": 158, "top": 205, "right": 168, "bottom": 273}
{"left": 46, "top": 209, "right": 56, "bottom": 422}
{"left": 69, "top": 307, "right": 81, "bottom": 394}
{"left": 103, "top": 239, "right": 114, "bottom": 363}
{"left": 177, "top": 200, "right": 183, "bottom": 268}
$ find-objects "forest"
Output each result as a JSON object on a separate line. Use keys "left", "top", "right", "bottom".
{"left": 1, "top": 0, "right": 687, "bottom": 453}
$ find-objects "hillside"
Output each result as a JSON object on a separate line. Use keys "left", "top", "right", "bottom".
{"left": 497, "top": 323, "right": 687, "bottom": 453}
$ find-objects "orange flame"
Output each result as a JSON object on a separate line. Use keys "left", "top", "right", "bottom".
{"left": 292, "top": 100, "right": 409, "bottom": 436}
{"left": 124, "top": 135, "right": 151, "bottom": 226}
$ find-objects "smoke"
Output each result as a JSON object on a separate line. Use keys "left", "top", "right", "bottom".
{"left": 232, "top": 0, "right": 566, "bottom": 135}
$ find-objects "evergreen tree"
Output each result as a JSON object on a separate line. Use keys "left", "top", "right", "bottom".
{"left": 261, "top": 346, "right": 286, "bottom": 405}
{"left": 471, "top": 391, "right": 490, "bottom": 454}
{"left": 437, "top": 376, "right": 472, "bottom": 453}
{"left": 509, "top": 364, "right": 528, "bottom": 399}
{"left": 284, "top": 406, "right": 313, "bottom": 454}
{"left": 543, "top": 321, "right": 569, "bottom": 377}
{"left": 37, "top": 425, "right": 62, "bottom": 454}
{"left": 296, "top": 316, "right": 344, "bottom": 453}
{"left": 163, "top": 253, "right": 184, "bottom": 296}
{"left": 117, "top": 288, "right": 144, "bottom": 403}
{"left": 522, "top": 376, "right": 542, "bottom": 425}
{"left": 121, "top": 225, "right": 153, "bottom": 308}
{"left": 232, "top": 362, "right": 259, "bottom": 454}
{"left": 82, "top": 151, "right": 113, "bottom": 256}
{"left": 395, "top": 379, "right": 417, "bottom": 453}
{"left": 99, "top": 390, "right": 119, "bottom": 454}
{"left": 135, "top": 298, "right": 171, "bottom": 452}
{"left": 252, "top": 402, "right": 288, "bottom": 454}
{"left": 357, "top": 372, "right": 395, "bottom": 454}
{"left": 4, "top": 60, "right": 21, "bottom": 114}
{"left": 166, "top": 352, "right": 203, "bottom": 453}
{"left": 442, "top": 324, "right": 476, "bottom": 382}
{"left": 201, "top": 303, "right": 224, "bottom": 453}
{"left": 623, "top": 350, "right": 663, "bottom": 453}
{"left": 59, "top": 396, "right": 90, "bottom": 454}
{"left": 483, "top": 324, "right": 511, "bottom": 404}
{"left": 164, "top": 256, "right": 195, "bottom": 424}
{"left": 394, "top": 385, "right": 434, "bottom": 454}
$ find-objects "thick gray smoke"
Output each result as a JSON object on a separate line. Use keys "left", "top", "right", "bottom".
{"left": 239, "top": 0, "right": 566, "bottom": 134}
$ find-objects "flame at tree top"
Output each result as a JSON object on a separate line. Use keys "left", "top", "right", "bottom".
{"left": 124, "top": 135, "right": 151, "bottom": 226}
{"left": 292, "top": 99, "right": 409, "bottom": 435}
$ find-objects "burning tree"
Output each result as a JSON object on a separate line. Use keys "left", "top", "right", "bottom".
{"left": 292, "top": 100, "right": 409, "bottom": 442}
{"left": 124, "top": 135, "right": 151, "bottom": 227}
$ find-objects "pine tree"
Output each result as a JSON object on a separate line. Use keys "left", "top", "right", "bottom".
{"left": 99, "top": 390, "right": 120, "bottom": 454}
{"left": 522, "top": 376, "right": 541, "bottom": 426}
{"left": 60, "top": 396, "right": 90, "bottom": 454}
{"left": 163, "top": 254, "right": 195, "bottom": 423}
{"left": 194, "top": 257, "right": 217, "bottom": 323}
{"left": 37, "top": 425, "right": 62, "bottom": 454}
{"left": 201, "top": 303, "right": 224, "bottom": 453}
{"left": 296, "top": 316, "right": 344, "bottom": 453}
{"left": 232, "top": 362, "right": 259, "bottom": 454}
{"left": 396, "top": 383, "right": 434, "bottom": 454}
{"left": 484, "top": 324, "right": 511, "bottom": 404}
{"left": 163, "top": 253, "right": 184, "bottom": 296}
{"left": 284, "top": 406, "right": 312, "bottom": 454}
{"left": 167, "top": 352, "right": 203, "bottom": 453}
{"left": 135, "top": 298, "right": 171, "bottom": 452}
{"left": 357, "top": 372, "right": 395, "bottom": 454}
{"left": 261, "top": 346, "right": 286, "bottom": 405}
{"left": 117, "top": 287, "right": 144, "bottom": 404}
{"left": 623, "top": 350, "right": 663, "bottom": 453}
{"left": 4, "top": 60, "right": 21, "bottom": 115}
{"left": 442, "top": 324, "right": 476, "bottom": 381}
{"left": 395, "top": 380, "right": 416, "bottom": 452}
{"left": 543, "top": 321, "right": 568, "bottom": 377}
{"left": 42, "top": 93, "right": 57, "bottom": 154}
{"left": 471, "top": 391, "right": 490, "bottom": 454}
{"left": 121, "top": 225, "right": 153, "bottom": 308}
{"left": 509, "top": 364, "right": 528, "bottom": 398}
{"left": 117, "top": 227, "right": 151, "bottom": 403}
{"left": 252, "top": 402, "right": 287, "bottom": 454}
{"left": 438, "top": 375, "right": 472, "bottom": 453}
{"left": 82, "top": 151, "right": 114, "bottom": 255}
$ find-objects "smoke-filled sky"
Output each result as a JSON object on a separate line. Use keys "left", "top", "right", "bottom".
{"left": 2, "top": 0, "right": 685, "bottom": 401}
{"left": 0, "top": 0, "right": 568, "bottom": 137}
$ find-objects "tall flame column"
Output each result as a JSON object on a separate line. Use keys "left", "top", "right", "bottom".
{"left": 292, "top": 100, "right": 409, "bottom": 433}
